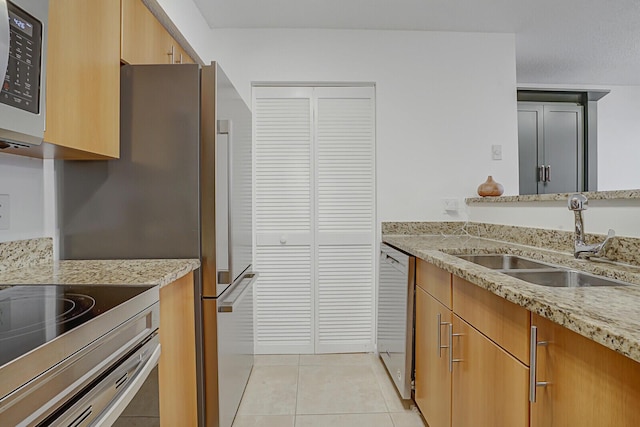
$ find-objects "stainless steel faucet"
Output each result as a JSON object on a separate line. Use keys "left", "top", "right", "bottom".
{"left": 567, "top": 194, "right": 615, "bottom": 259}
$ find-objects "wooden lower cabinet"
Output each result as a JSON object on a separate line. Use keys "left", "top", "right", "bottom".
{"left": 415, "top": 286, "right": 452, "bottom": 427}
{"left": 451, "top": 314, "right": 529, "bottom": 427}
{"left": 158, "top": 272, "right": 198, "bottom": 426}
{"left": 531, "top": 314, "right": 640, "bottom": 427}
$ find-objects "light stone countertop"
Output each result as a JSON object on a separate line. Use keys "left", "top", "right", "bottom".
{"left": 0, "top": 259, "right": 200, "bottom": 288}
{"left": 383, "top": 234, "right": 640, "bottom": 363}
{"left": 466, "top": 189, "right": 640, "bottom": 204}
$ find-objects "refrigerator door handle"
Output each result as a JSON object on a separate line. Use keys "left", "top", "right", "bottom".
{"left": 217, "top": 119, "right": 234, "bottom": 284}
{"left": 218, "top": 272, "right": 258, "bottom": 313}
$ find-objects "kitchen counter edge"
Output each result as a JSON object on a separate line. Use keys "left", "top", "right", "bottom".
{"left": 0, "top": 259, "right": 201, "bottom": 288}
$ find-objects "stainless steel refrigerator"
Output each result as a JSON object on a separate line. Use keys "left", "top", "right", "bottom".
{"left": 57, "top": 63, "right": 255, "bottom": 427}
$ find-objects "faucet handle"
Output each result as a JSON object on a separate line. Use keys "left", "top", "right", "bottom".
{"left": 606, "top": 229, "right": 615, "bottom": 239}
{"left": 568, "top": 194, "right": 588, "bottom": 211}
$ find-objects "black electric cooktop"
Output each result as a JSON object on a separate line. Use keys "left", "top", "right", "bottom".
{"left": 0, "top": 285, "right": 153, "bottom": 367}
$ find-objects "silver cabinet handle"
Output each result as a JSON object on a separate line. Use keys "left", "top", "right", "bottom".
{"left": 167, "top": 45, "right": 175, "bottom": 64}
{"left": 437, "top": 314, "right": 449, "bottom": 358}
{"left": 545, "top": 165, "right": 551, "bottom": 182}
{"left": 448, "top": 323, "right": 463, "bottom": 372}
{"left": 538, "top": 165, "right": 545, "bottom": 182}
{"left": 529, "top": 326, "right": 549, "bottom": 402}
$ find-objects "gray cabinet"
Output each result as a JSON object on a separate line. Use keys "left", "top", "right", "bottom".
{"left": 518, "top": 103, "right": 584, "bottom": 195}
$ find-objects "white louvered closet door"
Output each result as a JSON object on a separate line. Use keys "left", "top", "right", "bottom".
{"left": 314, "top": 88, "right": 375, "bottom": 353}
{"left": 254, "top": 87, "right": 314, "bottom": 354}
{"left": 253, "top": 86, "right": 375, "bottom": 354}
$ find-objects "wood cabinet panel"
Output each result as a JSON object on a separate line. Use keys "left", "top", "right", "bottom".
{"left": 121, "top": 0, "right": 195, "bottom": 65}
{"left": 416, "top": 259, "right": 451, "bottom": 308}
{"left": 158, "top": 272, "right": 198, "bottom": 426}
{"left": 44, "top": 0, "right": 120, "bottom": 158}
{"left": 531, "top": 314, "right": 640, "bottom": 427}
{"left": 121, "top": 0, "right": 173, "bottom": 64}
{"left": 415, "top": 286, "right": 451, "bottom": 427}
{"left": 452, "top": 314, "right": 529, "bottom": 427}
{"left": 453, "top": 275, "right": 530, "bottom": 364}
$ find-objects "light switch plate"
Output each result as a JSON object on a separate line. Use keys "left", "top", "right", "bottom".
{"left": 491, "top": 144, "right": 502, "bottom": 160}
{"left": 0, "top": 194, "right": 9, "bottom": 230}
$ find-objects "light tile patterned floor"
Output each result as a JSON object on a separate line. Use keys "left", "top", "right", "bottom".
{"left": 232, "top": 354, "right": 426, "bottom": 427}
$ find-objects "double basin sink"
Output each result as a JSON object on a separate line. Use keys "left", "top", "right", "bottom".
{"left": 455, "top": 254, "right": 629, "bottom": 288}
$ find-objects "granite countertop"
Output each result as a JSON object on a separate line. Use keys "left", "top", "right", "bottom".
{"left": 0, "top": 259, "right": 200, "bottom": 288}
{"left": 383, "top": 234, "right": 640, "bottom": 363}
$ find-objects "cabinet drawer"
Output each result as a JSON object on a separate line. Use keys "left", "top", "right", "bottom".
{"left": 453, "top": 276, "right": 530, "bottom": 364}
{"left": 416, "top": 259, "right": 452, "bottom": 308}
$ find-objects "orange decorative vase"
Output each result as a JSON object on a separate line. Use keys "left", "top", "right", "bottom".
{"left": 477, "top": 176, "right": 504, "bottom": 197}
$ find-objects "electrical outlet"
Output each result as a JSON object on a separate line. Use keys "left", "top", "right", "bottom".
{"left": 0, "top": 195, "right": 9, "bottom": 230}
{"left": 443, "top": 198, "right": 459, "bottom": 213}
{"left": 491, "top": 144, "right": 502, "bottom": 160}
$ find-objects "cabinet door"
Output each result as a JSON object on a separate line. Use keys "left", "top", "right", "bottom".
{"left": 451, "top": 315, "right": 529, "bottom": 427}
{"left": 517, "top": 102, "right": 584, "bottom": 195}
{"left": 517, "top": 105, "right": 543, "bottom": 195}
{"left": 121, "top": 0, "right": 173, "bottom": 64}
{"left": 541, "top": 104, "right": 583, "bottom": 194}
{"left": 531, "top": 314, "right": 640, "bottom": 427}
{"left": 415, "top": 287, "right": 451, "bottom": 427}
{"left": 45, "top": 0, "right": 120, "bottom": 158}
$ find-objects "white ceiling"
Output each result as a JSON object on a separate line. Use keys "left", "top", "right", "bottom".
{"left": 192, "top": 0, "right": 640, "bottom": 85}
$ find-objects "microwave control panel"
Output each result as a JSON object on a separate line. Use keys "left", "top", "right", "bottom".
{"left": 1, "top": 1, "right": 43, "bottom": 114}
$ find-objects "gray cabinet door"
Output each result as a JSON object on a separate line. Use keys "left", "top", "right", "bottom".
{"left": 517, "top": 102, "right": 584, "bottom": 195}
{"left": 517, "top": 106, "right": 543, "bottom": 195}
{"left": 541, "top": 104, "right": 583, "bottom": 194}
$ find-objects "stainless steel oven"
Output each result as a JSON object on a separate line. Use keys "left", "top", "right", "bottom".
{"left": 377, "top": 243, "right": 415, "bottom": 400}
{"left": 0, "top": 284, "right": 160, "bottom": 426}
{"left": 0, "top": 0, "right": 47, "bottom": 148}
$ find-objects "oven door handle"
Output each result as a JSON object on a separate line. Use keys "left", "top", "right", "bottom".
{"left": 90, "top": 341, "right": 161, "bottom": 426}
{"left": 51, "top": 338, "right": 161, "bottom": 427}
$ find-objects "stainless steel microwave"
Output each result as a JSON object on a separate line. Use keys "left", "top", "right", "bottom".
{"left": 0, "top": 0, "right": 47, "bottom": 149}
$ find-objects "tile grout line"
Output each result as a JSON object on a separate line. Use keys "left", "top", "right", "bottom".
{"left": 293, "top": 355, "right": 301, "bottom": 427}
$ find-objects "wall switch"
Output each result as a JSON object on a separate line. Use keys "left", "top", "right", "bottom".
{"left": 443, "top": 198, "right": 459, "bottom": 212}
{"left": 0, "top": 195, "right": 8, "bottom": 230}
{"left": 491, "top": 144, "right": 502, "bottom": 160}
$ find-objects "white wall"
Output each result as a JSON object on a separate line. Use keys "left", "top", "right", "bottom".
{"left": 0, "top": 153, "right": 47, "bottom": 242}
{"left": 468, "top": 198, "right": 640, "bottom": 238}
{"left": 202, "top": 29, "right": 519, "bottom": 225}
{"left": 597, "top": 85, "right": 640, "bottom": 191}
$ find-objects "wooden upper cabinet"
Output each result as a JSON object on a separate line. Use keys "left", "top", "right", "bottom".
{"left": 121, "top": 0, "right": 194, "bottom": 65}
{"left": 44, "top": 0, "right": 121, "bottom": 159}
{"left": 172, "top": 40, "right": 195, "bottom": 64}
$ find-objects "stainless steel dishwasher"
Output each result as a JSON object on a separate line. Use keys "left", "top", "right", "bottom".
{"left": 377, "top": 243, "right": 415, "bottom": 400}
